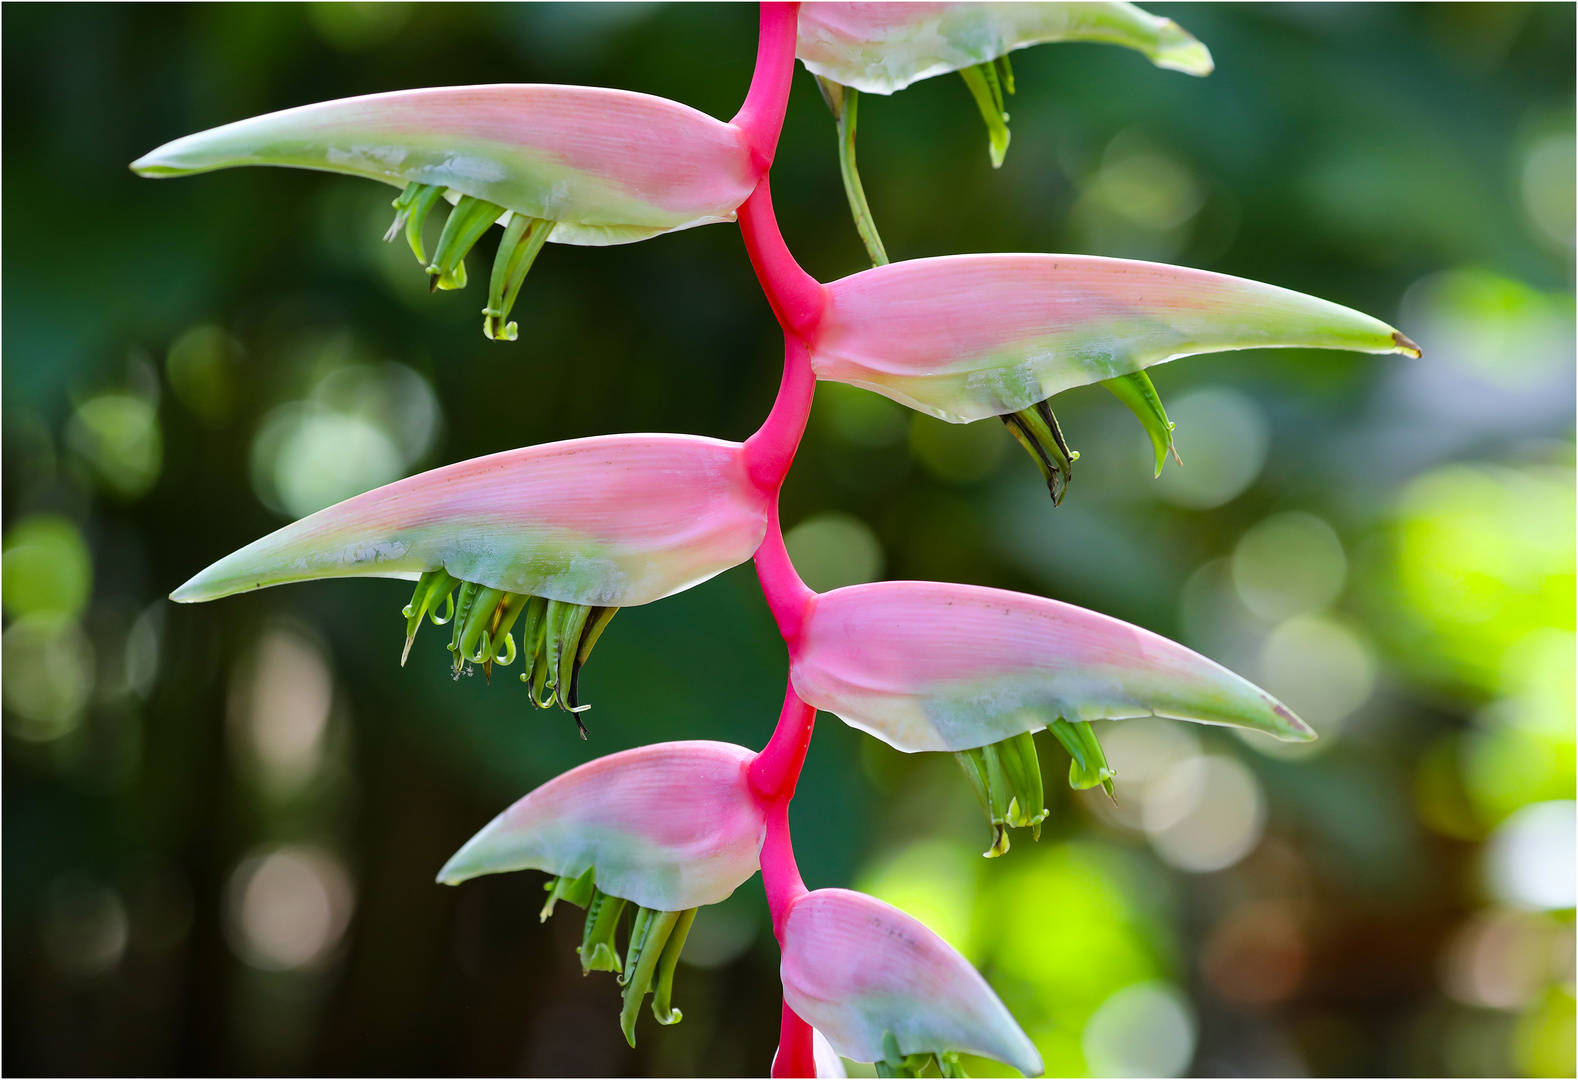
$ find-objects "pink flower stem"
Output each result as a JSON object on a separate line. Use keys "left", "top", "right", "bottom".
{"left": 731, "top": 2, "right": 801, "bottom": 173}
{"left": 738, "top": 177, "right": 826, "bottom": 338}
{"left": 761, "top": 784, "right": 810, "bottom": 942}
{"left": 744, "top": 334, "right": 816, "bottom": 494}
{"left": 734, "top": 11, "right": 827, "bottom": 1074}
{"left": 774, "top": 1000, "right": 818, "bottom": 1079}
{"left": 750, "top": 679, "right": 817, "bottom": 805}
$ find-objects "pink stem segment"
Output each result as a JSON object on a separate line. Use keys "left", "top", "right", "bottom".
{"left": 731, "top": 2, "right": 801, "bottom": 172}
{"left": 761, "top": 795, "right": 809, "bottom": 942}
{"left": 744, "top": 333, "right": 816, "bottom": 493}
{"left": 753, "top": 503, "right": 815, "bottom": 646}
{"left": 738, "top": 177, "right": 826, "bottom": 338}
{"left": 750, "top": 680, "right": 817, "bottom": 804}
{"left": 774, "top": 1001, "right": 817, "bottom": 1078}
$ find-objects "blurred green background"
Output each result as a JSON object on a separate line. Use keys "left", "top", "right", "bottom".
{"left": 3, "top": 3, "right": 1574, "bottom": 1076}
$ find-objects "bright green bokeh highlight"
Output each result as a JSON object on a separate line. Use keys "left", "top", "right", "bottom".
{"left": 862, "top": 840, "right": 1172, "bottom": 1077}
{"left": 65, "top": 393, "right": 163, "bottom": 499}
{"left": 1394, "top": 463, "right": 1577, "bottom": 826}
{"left": 2, "top": 514, "right": 92, "bottom": 620}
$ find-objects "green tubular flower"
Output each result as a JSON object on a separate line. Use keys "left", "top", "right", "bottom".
{"left": 1048, "top": 718, "right": 1117, "bottom": 798}
{"left": 537, "top": 883, "right": 699, "bottom": 1047}
{"left": 404, "top": 569, "right": 616, "bottom": 730}
{"left": 1001, "top": 398, "right": 1080, "bottom": 506}
{"left": 953, "top": 730, "right": 1048, "bottom": 857}
{"left": 877, "top": 1030, "right": 971, "bottom": 1079}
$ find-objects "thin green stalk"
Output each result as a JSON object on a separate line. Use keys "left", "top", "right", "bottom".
{"left": 817, "top": 76, "right": 889, "bottom": 266}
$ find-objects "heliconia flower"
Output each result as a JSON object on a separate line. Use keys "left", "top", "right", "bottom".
{"left": 788, "top": 578, "right": 1308, "bottom": 853}
{"left": 779, "top": 888, "right": 1042, "bottom": 1077}
{"left": 806, "top": 253, "right": 1421, "bottom": 502}
{"left": 439, "top": 740, "right": 767, "bottom": 1045}
{"left": 132, "top": 85, "right": 762, "bottom": 340}
{"left": 171, "top": 434, "right": 771, "bottom": 723}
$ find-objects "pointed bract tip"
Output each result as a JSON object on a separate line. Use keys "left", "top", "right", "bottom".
{"left": 1272, "top": 701, "right": 1317, "bottom": 742}
{"left": 168, "top": 576, "right": 210, "bottom": 603}
{"left": 1392, "top": 330, "right": 1422, "bottom": 358}
{"left": 1155, "top": 20, "right": 1214, "bottom": 76}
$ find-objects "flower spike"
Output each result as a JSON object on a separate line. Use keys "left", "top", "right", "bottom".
{"left": 780, "top": 888, "right": 1042, "bottom": 1076}
{"left": 172, "top": 434, "right": 771, "bottom": 715}
{"left": 132, "top": 84, "right": 763, "bottom": 338}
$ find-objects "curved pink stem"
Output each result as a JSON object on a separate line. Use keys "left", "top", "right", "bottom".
{"left": 753, "top": 502, "right": 816, "bottom": 646}
{"left": 750, "top": 681, "right": 817, "bottom": 803}
{"left": 738, "top": 177, "right": 826, "bottom": 338}
{"left": 762, "top": 797, "right": 809, "bottom": 942}
{"left": 732, "top": 2, "right": 801, "bottom": 172}
{"left": 774, "top": 1001, "right": 817, "bottom": 1078}
{"left": 744, "top": 334, "right": 816, "bottom": 492}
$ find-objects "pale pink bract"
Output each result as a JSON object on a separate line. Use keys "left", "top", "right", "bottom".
{"left": 780, "top": 887, "right": 1043, "bottom": 1075}
{"left": 132, "top": 84, "right": 761, "bottom": 246}
{"left": 789, "top": 579, "right": 1309, "bottom": 753}
{"left": 439, "top": 740, "right": 767, "bottom": 912}
{"left": 808, "top": 253, "right": 1419, "bottom": 423}
{"left": 796, "top": 1, "right": 1213, "bottom": 94}
{"left": 172, "top": 433, "right": 771, "bottom": 608}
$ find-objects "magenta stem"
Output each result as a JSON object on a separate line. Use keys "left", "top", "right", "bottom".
{"left": 744, "top": 333, "right": 815, "bottom": 492}
{"left": 761, "top": 797, "right": 809, "bottom": 942}
{"left": 753, "top": 502, "right": 815, "bottom": 646}
{"left": 731, "top": 2, "right": 800, "bottom": 172}
{"left": 774, "top": 1001, "right": 817, "bottom": 1078}
{"left": 738, "top": 177, "right": 826, "bottom": 338}
{"left": 750, "top": 680, "right": 817, "bottom": 803}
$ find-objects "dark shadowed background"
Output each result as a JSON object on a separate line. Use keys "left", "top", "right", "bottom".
{"left": 3, "top": 3, "right": 1574, "bottom": 1076}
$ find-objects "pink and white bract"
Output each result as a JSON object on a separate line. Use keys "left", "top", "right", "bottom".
{"left": 132, "top": 85, "right": 761, "bottom": 246}
{"left": 790, "top": 579, "right": 1309, "bottom": 754}
{"left": 172, "top": 433, "right": 770, "bottom": 608}
{"left": 808, "top": 253, "right": 1420, "bottom": 423}
{"left": 797, "top": 1, "right": 1213, "bottom": 94}
{"left": 780, "top": 888, "right": 1043, "bottom": 1075}
{"left": 439, "top": 741, "right": 766, "bottom": 911}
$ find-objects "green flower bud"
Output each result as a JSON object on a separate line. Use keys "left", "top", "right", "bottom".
{"left": 1048, "top": 718, "right": 1116, "bottom": 798}
{"left": 953, "top": 731, "right": 1048, "bottom": 858}
{"left": 1001, "top": 399, "right": 1079, "bottom": 506}
{"left": 1103, "top": 369, "right": 1180, "bottom": 477}
{"left": 400, "top": 572, "right": 619, "bottom": 731}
